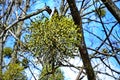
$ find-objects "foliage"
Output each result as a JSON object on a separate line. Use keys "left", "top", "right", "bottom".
{"left": 101, "top": 48, "right": 108, "bottom": 54}
{"left": 3, "top": 63, "right": 26, "bottom": 80}
{"left": 95, "top": 8, "right": 106, "bottom": 17}
{"left": 39, "top": 65, "right": 64, "bottom": 80}
{"left": 1, "top": 0, "right": 120, "bottom": 80}
{"left": 27, "top": 14, "right": 81, "bottom": 64}
{"left": 3, "top": 47, "right": 13, "bottom": 58}
{"left": 21, "top": 58, "right": 29, "bottom": 69}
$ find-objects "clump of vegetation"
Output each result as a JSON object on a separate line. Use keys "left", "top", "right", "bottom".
{"left": 95, "top": 8, "right": 106, "bottom": 17}
{"left": 3, "top": 47, "right": 13, "bottom": 58}
{"left": 39, "top": 65, "right": 64, "bottom": 80}
{"left": 3, "top": 63, "right": 26, "bottom": 80}
{"left": 27, "top": 13, "right": 81, "bottom": 65}
{"left": 22, "top": 58, "right": 29, "bottom": 68}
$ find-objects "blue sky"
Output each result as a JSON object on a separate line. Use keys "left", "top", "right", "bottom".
{"left": 4, "top": 0, "right": 120, "bottom": 80}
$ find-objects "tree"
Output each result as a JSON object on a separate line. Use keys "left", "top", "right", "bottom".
{"left": 0, "top": 0, "right": 120, "bottom": 80}
{"left": 66, "top": 0, "right": 95, "bottom": 79}
{"left": 3, "top": 63, "right": 27, "bottom": 80}
{"left": 0, "top": 0, "right": 52, "bottom": 79}
{"left": 27, "top": 13, "right": 81, "bottom": 79}
{"left": 0, "top": 21, "right": 3, "bottom": 78}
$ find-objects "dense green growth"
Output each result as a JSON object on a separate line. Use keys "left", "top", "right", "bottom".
{"left": 26, "top": 14, "right": 81, "bottom": 79}
{"left": 39, "top": 65, "right": 64, "bottom": 80}
{"left": 95, "top": 8, "right": 106, "bottom": 17}
{"left": 3, "top": 63, "right": 26, "bottom": 80}
{"left": 3, "top": 47, "right": 13, "bottom": 58}
{"left": 27, "top": 14, "right": 81, "bottom": 65}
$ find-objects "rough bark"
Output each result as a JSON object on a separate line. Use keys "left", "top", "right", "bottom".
{"left": 66, "top": 0, "right": 96, "bottom": 80}
{"left": 101, "top": 0, "right": 120, "bottom": 23}
{"left": 0, "top": 5, "right": 4, "bottom": 79}
{"left": 0, "top": 38, "right": 3, "bottom": 79}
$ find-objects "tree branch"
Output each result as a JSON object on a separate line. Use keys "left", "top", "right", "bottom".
{"left": 101, "top": 0, "right": 120, "bottom": 23}
{"left": 66, "top": 0, "right": 96, "bottom": 80}
{"left": 0, "top": 6, "right": 52, "bottom": 38}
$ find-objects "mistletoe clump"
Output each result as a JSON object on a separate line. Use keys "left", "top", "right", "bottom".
{"left": 27, "top": 14, "right": 81, "bottom": 64}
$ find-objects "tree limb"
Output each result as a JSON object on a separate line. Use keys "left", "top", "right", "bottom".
{"left": 66, "top": 0, "right": 96, "bottom": 80}
{"left": 0, "top": 6, "right": 52, "bottom": 38}
{"left": 101, "top": 0, "right": 120, "bottom": 23}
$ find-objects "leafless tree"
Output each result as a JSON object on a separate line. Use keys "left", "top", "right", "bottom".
{"left": 0, "top": 0, "right": 120, "bottom": 80}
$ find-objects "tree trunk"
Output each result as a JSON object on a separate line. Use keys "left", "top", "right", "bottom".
{"left": 66, "top": 0, "right": 96, "bottom": 80}
{"left": 101, "top": 0, "right": 120, "bottom": 23}
{"left": 0, "top": 38, "right": 3, "bottom": 79}
{"left": 11, "top": 0, "right": 30, "bottom": 64}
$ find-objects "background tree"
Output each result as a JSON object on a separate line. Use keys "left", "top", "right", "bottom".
{"left": 0, "top": 0, "right": 120, "bottom": 80}
{"left": 0, "top": 0, "right": 49, "bottom": 79}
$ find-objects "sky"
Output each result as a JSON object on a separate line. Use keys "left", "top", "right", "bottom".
{"left": 29, "top": 1, "right": 120, "bottom": 80}
{"left": 4, "top": 0, "right": 120, "bottom": 80}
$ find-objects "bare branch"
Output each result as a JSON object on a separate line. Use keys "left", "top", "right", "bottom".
{"left": 0, "top": 6, "right": 52, "bottom": 38}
